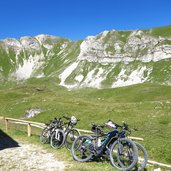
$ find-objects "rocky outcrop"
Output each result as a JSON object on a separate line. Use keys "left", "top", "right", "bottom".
{"left": 78, "top": 30, "right": 171, "bottom": 63}
{"left": 0, "top": 26, "right": 171, "bottom": 88}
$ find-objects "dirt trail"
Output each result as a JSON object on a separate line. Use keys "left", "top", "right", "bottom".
{"left": 0, "top": 141, "right": 66, "bottom": 171}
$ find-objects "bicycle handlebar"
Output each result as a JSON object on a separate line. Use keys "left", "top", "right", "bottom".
{"left": 63, "top": 115, "right": 70, "bottom": 120}
{"left": 91, "top": 123, "right": 106, "bottom": 128}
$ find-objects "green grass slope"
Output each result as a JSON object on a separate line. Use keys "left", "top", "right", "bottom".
{"left": 0, "top": 80, "right": 171, "bottom": 165}
{"left": 151, "top": 25, "right": 171, "bottom": 37}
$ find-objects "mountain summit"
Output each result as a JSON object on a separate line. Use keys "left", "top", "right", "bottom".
{"left": 0, "top": 25, "right": 171, "bottom": 88}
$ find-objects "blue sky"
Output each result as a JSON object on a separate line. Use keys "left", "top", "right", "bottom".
{"left": 0, "top": 0, "right": 171, "bottom": 40}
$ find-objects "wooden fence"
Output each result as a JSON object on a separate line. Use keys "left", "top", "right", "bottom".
{"left": 1, "top": 116, "right": 144, "bottom": 140}
{"left": 0, "top": 116, "right": 171, "bottom": 168}
{"left": 1, "top": 117, "right": 44, "bottom": 136}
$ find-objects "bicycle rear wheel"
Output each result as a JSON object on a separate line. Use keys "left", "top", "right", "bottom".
{"left": 50, "top": 129, "right": 65, "bottom": 149}
{"left": 65, "top": 129, "right": 80, "bottom": 150}
{"left": 71, "top": 135, "right": 94, "bottom": 162}
{"left": 110, "top": 138, "right": 138, "bottom": 170}
{"left": 133, "top": 142, "right": 148, "bottom": 171}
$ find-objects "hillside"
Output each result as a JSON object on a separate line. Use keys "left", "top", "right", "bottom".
{"left": 0, "top": 81, "right": 171, "bottom": 166}
{"left": 0, "top": 25, "right": 171, "bottom": 89}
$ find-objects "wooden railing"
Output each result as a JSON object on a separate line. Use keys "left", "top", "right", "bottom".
{"left": 0, "top": 116, "right": 171, "bottom": 168}
{"left": 3, "top": 117, "right": 45, "bottom": 137}
{"left": 0, "top": 116, "right": 144, "bottom": 140}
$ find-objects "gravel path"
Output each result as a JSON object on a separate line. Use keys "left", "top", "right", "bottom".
{"left": 0, "top": 141, "right": 66, "bottom": 171}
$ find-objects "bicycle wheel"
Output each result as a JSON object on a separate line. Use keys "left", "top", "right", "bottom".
{"left": 133, "top": 142, "right": 148, "bottom": 171}
{"left": 110, "top": 138, "right": 138, "bottom": 170}
{"left": 65, "top": 129, "right": 80, "bottom": 151}
{"left": 71, "top": 135, "right": 94, "bottom": 162}
{"left": 40, "top": 127, "right": 50, "bottom": 144}
{"left": 50, "top": 129, "right": 65, "bottom": 149}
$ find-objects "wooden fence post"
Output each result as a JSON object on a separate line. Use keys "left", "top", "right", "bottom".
{"left": 5, "top": 118, "right": 8, "bottom": 132}
{"left": 27, "top": 123, "right": 31, "bottom": 137}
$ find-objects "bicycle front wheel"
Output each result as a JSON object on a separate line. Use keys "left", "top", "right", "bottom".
{"left": 110, "top": 138, "right": 138, "bottom": 170}
{"left": 71, "top": 135, "right": 94, "bottom": 162}
{"left": 65, "top": 129, "right": 80, "bottom": 150}
{"left": 50, "top": 129, "right": 65, "bottom": 149}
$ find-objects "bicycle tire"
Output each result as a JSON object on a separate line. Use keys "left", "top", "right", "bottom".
{"left": 134, "top": 142, "right": 148, "bottom": 171}
{"left": 110, "top": 138, "right": 138, "bottom": 170}
{"left": 71, "top": 134, "right": 94, "bottom": 162}
{"left": 65, "top": 129, "right": 80, "bottom": 151}
{"left": 50, "top": 129, "right": 65, "bottom": 149}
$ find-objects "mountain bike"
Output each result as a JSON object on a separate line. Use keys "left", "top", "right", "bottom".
{"left": 64, "top": 115, "right": 81, "bottom": 150}
{"left": 105, "top": 120, "right": 148, "bottom": 171}
{"left": 40, "top": 117, "right": 62, "bottom": 144}
{"left": 50, "top": 115, "right": 80, "bottom": 150}
{"left": 71, "top": 123, "right": 138, "bottom": 170}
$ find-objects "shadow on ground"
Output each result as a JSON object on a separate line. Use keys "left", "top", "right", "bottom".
{"left": 0, "top": 129, "right": 20, "bottom": 150}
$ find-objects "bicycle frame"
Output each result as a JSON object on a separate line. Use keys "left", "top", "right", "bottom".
{"left": 92, "top": 129, "right": 119, "bottom": 156}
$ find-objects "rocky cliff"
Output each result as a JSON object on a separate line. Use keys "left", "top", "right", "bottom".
{"left": 0, "top": 25, "right": 171, "bottom": 88}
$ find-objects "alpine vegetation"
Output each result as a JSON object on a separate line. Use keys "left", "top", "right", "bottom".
{"left": 0, "top": 25, "right": 171, "bottom": 89}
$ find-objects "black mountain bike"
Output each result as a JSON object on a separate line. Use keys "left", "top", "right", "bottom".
{"left": 50, "top": 115, "right": 80, "bottom": 150}
{"left": 40, "top": 117, "right": 62, "bottom": 144}
{"left": 105, "top": 120, "right": 148, "bottom": 171}
{"left": 71, "top": 123, "right": 138, "bottom": 170}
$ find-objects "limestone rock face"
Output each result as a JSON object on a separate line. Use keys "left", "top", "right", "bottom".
{"left": 0, "top": 26, "right": 171, "bottom": 89}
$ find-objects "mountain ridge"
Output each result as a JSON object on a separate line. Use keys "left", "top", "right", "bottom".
{"left": 0, "top": 25, "right": 171, "bottom": 89}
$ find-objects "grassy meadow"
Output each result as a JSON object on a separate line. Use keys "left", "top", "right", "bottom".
{"left": 0, "top": 78, "right": 171, "bottom": 170}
